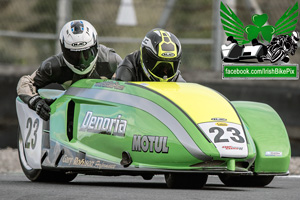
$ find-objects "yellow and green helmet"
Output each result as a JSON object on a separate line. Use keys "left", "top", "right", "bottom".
{"left": 140, "top": 28, "right": 182, "bottom": 82}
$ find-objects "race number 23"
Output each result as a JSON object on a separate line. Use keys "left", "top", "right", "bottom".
{"left": 25, "top": 117, "right": 39, "bottom": 149}
{"left": 209, "top": 127, "right": 245, "bottom": 143}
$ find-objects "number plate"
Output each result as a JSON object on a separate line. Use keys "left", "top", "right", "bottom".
{"left": 16, "top": 99, "right": 43, "bottom": 169}
{"left": 198, "top": 122, "right": 248, "bottom": 158}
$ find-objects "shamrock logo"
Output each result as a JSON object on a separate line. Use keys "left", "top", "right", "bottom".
{"left": 245, "top": 14, "right": 275, "bottom": 43}
{"left": 220, "top": 2, "right": 298, "bottom": 45}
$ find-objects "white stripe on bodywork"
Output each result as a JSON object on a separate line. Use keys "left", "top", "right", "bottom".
{"left": 65, "top": 87, "right": 212, "bottom": 161}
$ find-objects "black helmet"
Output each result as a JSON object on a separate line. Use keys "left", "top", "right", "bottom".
{"left": 140, "top": 28, "right": 182, "bottom": 81}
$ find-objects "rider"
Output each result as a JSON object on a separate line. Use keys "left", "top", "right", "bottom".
{"left": 17, "top": 20, "right": 122, "bottom": 121}
{"left": 115, "top": 28, "right": 185, "bottom": 82}
{"left": 266, "top": 31, "right": 299, "bottom": 62}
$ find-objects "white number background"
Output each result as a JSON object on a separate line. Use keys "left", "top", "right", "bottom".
{"left": 198, "top": 122, "right": 248, "bottom": 158}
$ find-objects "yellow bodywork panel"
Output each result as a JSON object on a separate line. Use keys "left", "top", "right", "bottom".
{"left": 136, "top": 82, "right": 241, "bottom": 125}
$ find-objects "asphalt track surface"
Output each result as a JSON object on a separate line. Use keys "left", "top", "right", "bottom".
{"left": 0, "top": 174, "right": 300, "bottom": 200}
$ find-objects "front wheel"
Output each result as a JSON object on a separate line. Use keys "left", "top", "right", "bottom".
{"left": 270, "top": 49, "right": 285, "bottom": 63}
{"left": 165, "top": 173, "right": 208, "bottom": 189}
{"left": 18, "top": 129, "right": 77, "bottom": 182}
{"left": 218, "top": 174, "right": 274, "bottom": 187}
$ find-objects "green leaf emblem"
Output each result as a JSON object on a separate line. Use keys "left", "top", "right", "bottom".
{"left": 245, "top": 14, "right": 275, "bottom": 42}
{"left": 220, "top": 2, "right": 298, "bottom": 44}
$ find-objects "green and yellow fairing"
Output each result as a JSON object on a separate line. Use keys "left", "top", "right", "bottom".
{"left": 47, "top": 80, "right": 290, "bottom": 174}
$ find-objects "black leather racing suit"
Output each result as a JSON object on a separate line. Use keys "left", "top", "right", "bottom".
{"left": 17, "top": 44, "right": 122, "bottom": 104}
{"left": 115, "top": 50, "right": 185, "bottom": 82}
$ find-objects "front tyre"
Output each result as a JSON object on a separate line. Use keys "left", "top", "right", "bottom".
{"left": 270, "top": 49, "right": 284, "bottom": 63}
{"left": 218, "top": 174, "right": 274, "bottom": 187}
{"left": 18, "top": 129, "right": 77, "bottom": 182}
{"left": 165, "top": 173, "right": 208, "bottom": 189}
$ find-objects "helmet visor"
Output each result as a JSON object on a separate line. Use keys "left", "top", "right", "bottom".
{"left": 142, "top": 48, "right": 180, "bottom": 80}
{"left": 151, "top": 61, "right": 178, "bottom": 78}
{"left": 62, "top": 43, "right": 98, "bottom": 71}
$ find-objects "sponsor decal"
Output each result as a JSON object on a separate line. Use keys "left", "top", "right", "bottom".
{"left": 71, "top": 41, "right": 87, "bottom": 47}
{"left": 265, "top": 151, "right": 282, "bottom": 156}
{"left": 132, "top": 135, "right": 169, "bottom": 153}
{"left": 62, "top": 154, "right": 116, "bottom": 169}
{"left": 216, "top": 122, "right": 228, "bottom": 126}
{"left": 222, "top": 146, "right": 243, "bottom": 150}
{"left": 211, "top": 118, "right": 227, "bottom": 121}
{"left": 80, "top": 111, "right": 127, "bottom": 136}
{"left": 161, "top": 52, "right": 175, "bottom": 57}
{"left": 94, "top": 81, "right": 125, "bottom": 90}
{"left": 142, "top": 37, "right": 150, "bottom": 45}
{"left": 139, "top": 83, "right": 149, "bottom": 87}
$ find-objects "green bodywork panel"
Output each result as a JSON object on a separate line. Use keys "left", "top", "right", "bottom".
{"left": 232, "top": 101, "right": 291, "bottom": 173}
{"left": 40, "top": 79, "right": 290, "bottom": 173}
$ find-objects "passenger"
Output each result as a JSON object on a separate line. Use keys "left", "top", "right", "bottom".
{"left": 115, "top": 28, "right": 185, "bottom": 82}
{"left": 16, "top": 20, "right": 122, "bottom": 121}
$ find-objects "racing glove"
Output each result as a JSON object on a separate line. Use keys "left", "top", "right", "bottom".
{"left": 28, "top": 95, "right": 55, "bottom": 121}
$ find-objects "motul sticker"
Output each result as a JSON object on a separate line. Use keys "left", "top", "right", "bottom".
{"left": 132, "top": 135, "right": 169, "bottom": 153}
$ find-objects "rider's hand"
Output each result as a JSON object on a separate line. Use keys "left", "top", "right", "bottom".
{"left": 28, "top": 95, "right": 55, "bottom": 121}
